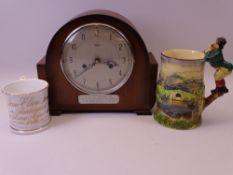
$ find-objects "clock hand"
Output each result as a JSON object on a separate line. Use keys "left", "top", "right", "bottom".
{"left": 76, "top": 61, "right": 96, "bottom": 78}
{"left": 77, "top": 57, "right": 106, "bottom": 77}
{"left": 97, "top": 58, "right": 119, "bottom": 68}
{"left": 106, "top": 60, "right": 119, "bottom": 69}
{"left": 77, "top": 58, "right": 118, "bottom": 79}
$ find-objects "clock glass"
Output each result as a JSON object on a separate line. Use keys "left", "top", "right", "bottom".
{"left": 60, "top": 23, "right": 135, "bottom": 94}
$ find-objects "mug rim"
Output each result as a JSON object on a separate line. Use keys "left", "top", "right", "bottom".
{"left": 2, "top": 78, "right": 48, "bottom": 96}
{"left": 162, "top": 49, "right": 204, "bottom": 61}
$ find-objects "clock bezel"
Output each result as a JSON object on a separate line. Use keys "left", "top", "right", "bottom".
{"left": 60, "top": 22, "right": 135, "bottom": 95}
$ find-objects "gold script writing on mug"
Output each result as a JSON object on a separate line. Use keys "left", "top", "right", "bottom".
{"left": 8, "top": 95, "right": 48, "bottom": 125}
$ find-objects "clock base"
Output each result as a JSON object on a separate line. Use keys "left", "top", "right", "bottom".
{"left": 50, "top": 110, "right": 152, "bottom": 116}
{"left": 136, "top": 111, "right": 152, "bottom": 115}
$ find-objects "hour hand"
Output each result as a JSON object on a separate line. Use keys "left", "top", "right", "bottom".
{"left": 101, "top": 59, "right": 119, "bottom": 68}
{"left": 76, "top": 62, "right": 96, "bottom": 78}
{"left": 107, "top": 60, "right": 118, "bottom": 69}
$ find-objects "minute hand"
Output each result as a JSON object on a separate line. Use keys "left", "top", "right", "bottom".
{"left": 76, "top": 62, "right": 96, "bottom": 78}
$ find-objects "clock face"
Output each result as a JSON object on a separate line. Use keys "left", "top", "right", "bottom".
{"left": 60, "top": 23, "right": 135, "bottom": 94}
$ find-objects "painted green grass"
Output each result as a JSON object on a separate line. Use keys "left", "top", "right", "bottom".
{"left": 157, "top": 84, "right": 197, "bottom": 102}
{"left": 156, "top": 84, "right": 197, "bottom": 106}
{"left": 154, "top": 109, "right": 201, "bottom": 130}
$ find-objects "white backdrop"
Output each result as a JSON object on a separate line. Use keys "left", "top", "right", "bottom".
{"left": 1, "top": 0, "right": 233, "bottom": 76}
{"left": 1, "top": 1, "right": 233, "bottom": 175}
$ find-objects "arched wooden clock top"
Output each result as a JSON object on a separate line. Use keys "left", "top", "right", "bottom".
{"left": 37, "top": 10, "right": 158, "bottom": 115}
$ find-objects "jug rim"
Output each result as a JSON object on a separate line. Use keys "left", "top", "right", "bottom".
{"left": 162, "top": 49, "right": 204, "bottom": 61}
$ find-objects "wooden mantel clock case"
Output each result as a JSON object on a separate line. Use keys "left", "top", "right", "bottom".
{"left": 37, "top": 10, "right": 158, "bottom": 115}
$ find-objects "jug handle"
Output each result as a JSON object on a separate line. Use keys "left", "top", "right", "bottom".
{"left": 203, "top": 37, "right": 232, "bottom": 109}
{"left": 204, "top": 92, "right": 224, "bottom": 109}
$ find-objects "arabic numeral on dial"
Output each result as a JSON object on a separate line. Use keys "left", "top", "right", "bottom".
{"left": 118, "top": 43, "right": 128, "bottom": 51}
{"left": 128, "top": 58, "right": 134, "bottom": 64}
{"left": 63, "top": 57, "right": 73, "bottom": 64}
{"left": 119, "top": 70, "right": 122, "bottom": 76}
{"left": 118, "top": 44, "right": 123, "bottom": 51}
{"left": 109, "top": 78, "right": 113, "bottom": 85}
{"left": 69, "top": 57, "right": 73, "bottom": 63}
{"left": 71, "top": 44, "right": 77, "bottom": 50}
{"left": 95, "top": 30, "right": 99, "bottom": 37}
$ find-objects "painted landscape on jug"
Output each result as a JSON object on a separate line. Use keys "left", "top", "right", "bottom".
{"left": 155, "top": 58, "right": 205, "bottom": 129}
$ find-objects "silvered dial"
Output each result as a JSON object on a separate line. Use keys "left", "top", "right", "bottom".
{"left": 60, "top": 23, "right": 134, "bottom": 94}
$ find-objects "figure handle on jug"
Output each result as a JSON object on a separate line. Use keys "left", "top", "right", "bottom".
{"left": 204, "top": 37, "right": 233, "bottom": 108}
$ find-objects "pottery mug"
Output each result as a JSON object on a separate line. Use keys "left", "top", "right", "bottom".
{"left": 2, "top": 78, "right": 51, "bottom": 134}
{"left": 154, "top": 49, "right": 220, "bottom": 129}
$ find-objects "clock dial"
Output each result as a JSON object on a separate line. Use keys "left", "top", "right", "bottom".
{"left": 60, "top": 23, "right": 135, "bottom": 94}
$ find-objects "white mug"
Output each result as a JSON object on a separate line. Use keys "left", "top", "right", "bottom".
{"left": 2, "top": 78, "right": 51, "bottom": 134}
